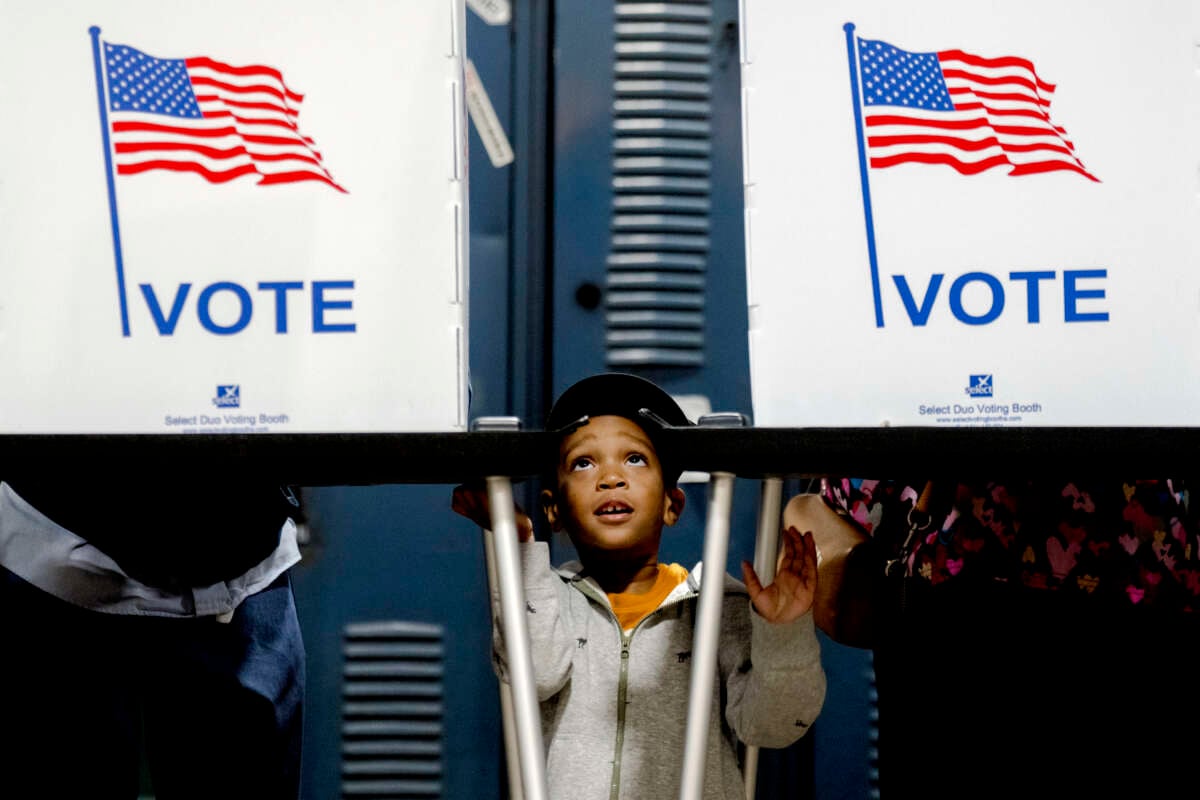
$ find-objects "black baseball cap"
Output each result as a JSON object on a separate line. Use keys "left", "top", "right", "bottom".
{"left": 545, "top": 373, "right": 693, "bottom": 434}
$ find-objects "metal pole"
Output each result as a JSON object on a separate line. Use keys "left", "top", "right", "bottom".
{"left": 482, "top": 526, "right": 525, "bottom": 800}
{"left": 742, "top": 477, "right": 784, "bottom": 799}
{"left": 486, "top": 475, "right": 548, "bottom": 800}
{"left": 679, "top": 470, "right": 736, "bottom": 800}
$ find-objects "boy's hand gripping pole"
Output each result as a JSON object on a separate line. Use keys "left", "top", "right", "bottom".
{"left": 742, "top": 477, "right": 784, "bottom": 799}
{"left": 679, "top": 412, "right": 749, "bottom": 800}
{"left": 474, "top": 417, "right": 547, "bottom": 800}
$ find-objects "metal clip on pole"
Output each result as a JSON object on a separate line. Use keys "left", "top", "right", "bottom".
{"left": 471, "top": 417, "right": 546, "bottom": 800}
{"left": 679, "top": 412, "right": 750, "bottom": 800}
{"left": 742, "top": 476, "right": 784, "bottom": 799}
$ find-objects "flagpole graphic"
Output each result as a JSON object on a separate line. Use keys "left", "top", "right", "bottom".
{"left": 843, "top": 22, "right": 886, "bottom": 328}
{"left": 89, "top": 25, "right": 132, "bottom": 337}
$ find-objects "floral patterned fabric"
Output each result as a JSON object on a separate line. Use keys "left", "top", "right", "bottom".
{"left": 821, "top": 477, "right": 1200, "bottom": 613}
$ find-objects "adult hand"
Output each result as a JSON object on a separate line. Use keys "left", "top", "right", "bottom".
{"left": 451, "top": 483, "right": 534, "bottom": 542}
{"left": 741, "top": 526, "right": 817, "bottom": 624}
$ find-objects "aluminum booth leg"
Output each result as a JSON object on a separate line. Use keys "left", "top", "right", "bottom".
{"left": 678, "top": 469, "right": 736, "bottom": 800}
{"left": 485, "top": 475, "right": 548, "bottom": 800}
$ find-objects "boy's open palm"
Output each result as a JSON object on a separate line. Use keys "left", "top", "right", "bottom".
{"left": 741, "top": 526, "right": 817, "bottom": 625}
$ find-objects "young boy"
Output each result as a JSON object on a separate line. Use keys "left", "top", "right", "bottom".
{"left": 452, "top": 373, "right": 826, "bottom": 799}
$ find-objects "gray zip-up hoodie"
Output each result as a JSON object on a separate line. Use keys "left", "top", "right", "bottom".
{"left": 493, "top": 542, "right": 826, "bottom": 800}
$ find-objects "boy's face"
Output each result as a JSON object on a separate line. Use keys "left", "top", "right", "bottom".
{"left": 541, "top": 415, "right": 685, "bottom": 560}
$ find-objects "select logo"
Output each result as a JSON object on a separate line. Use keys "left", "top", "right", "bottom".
{"left": 213, "top": 385, "right": 241, "bottom": 408}
{"left": 966, "top": 375, "right": 993, "bottom": 397}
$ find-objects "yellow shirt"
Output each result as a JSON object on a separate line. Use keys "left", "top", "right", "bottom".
{"left": 607, "top": 563, "right": 689, "bottom": 632}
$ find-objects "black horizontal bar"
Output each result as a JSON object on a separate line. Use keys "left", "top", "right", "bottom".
{"left": 3, "top": 426, "right": 1198, "bottom": 485}
{"left": 667, "top": 427, "right": 1200, "bottom": 479}
{"left": 0, "top": 432, "right": 552, "bottom": 486}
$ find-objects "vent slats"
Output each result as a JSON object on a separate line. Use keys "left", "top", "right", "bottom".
{"left": 607, "top": 251, "right": 707, "bottom": 270}
{"left": 608, "top": 272, "right": 705, "bottom": 290}
{"left": 615, "top": 3, "right": 713, "bottom": 22}
{"left": 608, "top": 347, "right": 705, "bottom": 366}
{"left": 615, "top": 117, "right": 712, "bottom": 136}
{"left": 607, "top": 3, "right": 713, "bottom": 367}
{"left": 613, "top": 214, "right": 710, "bottom": 233}
{"left": 613, "top": 175, "right": 710, "bottom": 194}
{"left": 343, "top": 762, "right": 443, "bottom": 776}
{"left": 616, "top": 41, "right": 712, "bottom": 59}
{"left": 613, "top": 194, "right": 711, "bottom": 212}
{"left": 607, "top": 330, "right": 705, "bottom": 347}
{"left": 342, "top": 621, "right": 444, "bottom": 799}
{"left": 611, "top": 233, "right": 709, "bottom": 251}
{"left": 613, "top": 98, "right": 711, "bottom": 117}
{"left": 616, "top": 60, "right": 712, "bottom": 79}
{"left": 343, "top": 720, "right": 444, "bottom": 737}
{"left": 344, "top": 663, "right": 444, "bottom": 679}
{"left": 614, "top": 155, "right": 709, "bottom": 173}
{"left": 342, "top": 741, "right": 442, "bottom": 757}
{"left": 615, "top": 138, "right": 711, "bottom": 158}
{"left": 614, "top": 79, "right": 710, "bottom": 98}
{"left": 343, "top": 701, "right": 443, "bottom": 717}
{"left": 608, "top": 290, "right": 705, "bottom": 309}
{"left": 343, "top": 682, "right": 442, "bottom": 698}
{"left": 344, "top": 642, "right": 445, "bottom": 659}
{"left": 342, "top": 781, "right": 443, "bottom": 797}
{"left": 608, "top": 309, "right": 704, "bottom": 327}
{"left": 615, "top": 22, "right": 711, "bottom": 40}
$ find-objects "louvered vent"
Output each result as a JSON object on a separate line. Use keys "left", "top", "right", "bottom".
{"left": 607, "top": 0, "right": 713, "bottom": 367}
{"left": 341, "top": 621, "right": 444, "bottom": 799}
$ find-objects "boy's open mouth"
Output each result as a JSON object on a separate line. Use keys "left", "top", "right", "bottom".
{"left": 594, "top": 501, "right": 633, "bottom": 517}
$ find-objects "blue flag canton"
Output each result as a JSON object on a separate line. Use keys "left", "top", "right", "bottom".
{"left": 104, "top": 43, "right": 203, "bottom": 118}
{"left": 858, "top": 38, "right": 954, "bottom": 111}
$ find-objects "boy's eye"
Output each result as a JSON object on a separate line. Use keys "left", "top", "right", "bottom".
{"left": 569, "top": 457, "right": 594, "bottom": 472}
{"left": 626, "top": 453, "right": 648, "bottom": 467}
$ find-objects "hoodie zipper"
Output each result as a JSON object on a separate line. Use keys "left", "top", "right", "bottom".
{"left": 606, "top": 590, "right": 698, "bottom": 800}
{"left": 609, "top": 630, "right": 632, "bottom": 800}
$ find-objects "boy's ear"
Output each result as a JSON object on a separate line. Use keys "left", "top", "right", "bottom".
{"left": 661, "top": 486, "right": 686, "bottom": 527}
{"left": 540, "top": 488, "right": 564, "bottom": 531}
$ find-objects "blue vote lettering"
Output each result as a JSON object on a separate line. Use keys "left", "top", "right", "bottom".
{"left": 137, "top": 280, "right": 357, "bottom": 335}
{"left": 890, "top": 269, "right": 1108, "bottom": 326}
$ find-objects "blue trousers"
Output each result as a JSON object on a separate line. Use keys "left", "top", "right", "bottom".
{"left": 0, "top": 567, "right": 305, "bottom": 799}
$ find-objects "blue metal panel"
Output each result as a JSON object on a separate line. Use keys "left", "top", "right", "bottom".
{"left": 551, "top": 0, "right": 617, "bottom": 377}
{"left": 292, "top": 485, "right": 499, "bottom": 800}
{"left": 551, "top": 1, "right": 749, "bottom": 397}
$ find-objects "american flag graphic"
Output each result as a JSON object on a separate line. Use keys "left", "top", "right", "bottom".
{"left": 856, "top": 36, "right": 1098, "bottom": 181}
{"left": 102, "top": 41, "right": 345, "bottom": 192}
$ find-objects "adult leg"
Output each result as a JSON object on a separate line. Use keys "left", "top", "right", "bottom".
{"left": 141, "top": 572, "right": 306, "bottom": 800}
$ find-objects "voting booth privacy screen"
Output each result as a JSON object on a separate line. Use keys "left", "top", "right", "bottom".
{"left": 0, "top": 0, "right": 468, "bottom": 433}
{"left": 740, "top": 0, "right": 1200, "bottom": 428}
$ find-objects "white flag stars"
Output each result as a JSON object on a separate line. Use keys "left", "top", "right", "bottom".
{"left": 104, "top": 43, "right": 202, "bottom": 118}
{"left": 860, "top": 40, "right": 954, "bottom": 111}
